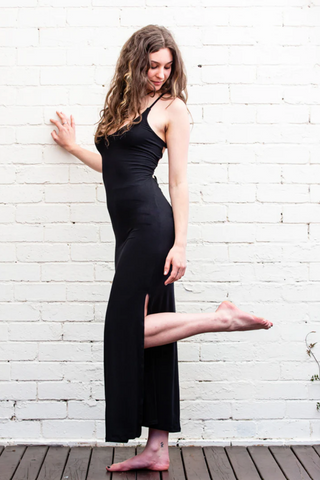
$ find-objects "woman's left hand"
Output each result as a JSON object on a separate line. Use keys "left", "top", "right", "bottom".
{"left": 164, "top": 244, "right": 187, "bottom": 285}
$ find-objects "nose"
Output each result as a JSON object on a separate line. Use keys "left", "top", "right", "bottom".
{"left": 156, "top": 68, "right": 165, "bottom": 79}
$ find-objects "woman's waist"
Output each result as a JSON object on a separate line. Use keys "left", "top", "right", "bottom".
{"left": 106, "top": 179, "right": 172, "bottom": 219}
{"left": 103, "top": 174, "right": 159, "bottom": 199}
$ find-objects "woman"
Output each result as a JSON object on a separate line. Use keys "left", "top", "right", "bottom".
{"left": 50, "top": 24, "right": 273, "bottom": 473}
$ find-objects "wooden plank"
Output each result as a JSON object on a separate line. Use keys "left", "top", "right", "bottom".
{"left": 162, "top": 446, "right": 185, "bottom": 480}
{"left": 203, "top": 446, "right": 236, "bottom": 480}
{"left": 292, "top": 446, "right": 320, "bottom": 479}
{"left": 270, "top": 446, "right": 311, "bottom": 480}
{"left": 225, "top": 447, "right": 260, "bottom": 480}
{"left": 181, "top": 446, "right": 210, "bottom": 480}
{"left": 37, "top": 446, "right": 69, "bottom": 480}
{"left": 313, "top": 445, "right": 320, "bottom": 456}
{"left": 61, "top": 446, "right": 91, "bottom": 480}
{"left": 248, "top": 446, "right": 286, "bottom": 480}
{"left": 112, "top": 446, "right": 136, "bottom": 480}
{"left": 0, "top": 446, "right": 26, "bottom": 480}
{"left": 11, "top": 446, "right": 48, "bottom": 480}
{"left": 87, "top": 446, "right": 113, "bottom": 479}
{"left": 136, "top": 445, "right": 160, "bottom": 479}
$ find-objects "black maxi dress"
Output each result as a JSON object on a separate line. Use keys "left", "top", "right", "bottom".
{"left": 95, "top": 92, "right": 181, "bottom": 442}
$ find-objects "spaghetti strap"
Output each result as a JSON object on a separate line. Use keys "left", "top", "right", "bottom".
{"left": 148, "top": 92, "right": 165, "bottom": 110}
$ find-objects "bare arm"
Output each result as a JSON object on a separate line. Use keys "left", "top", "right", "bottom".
{"left": 163, "top": 98, "right": 190, "bottom": 285}
{"left": 50, "top": 111, "right": 102, "bottom": 173}
{"left": 67, "top": 144, "right": 102, "bottom": 173}
{"left": 167, "top": 99, "right": 190, "bottom": 248}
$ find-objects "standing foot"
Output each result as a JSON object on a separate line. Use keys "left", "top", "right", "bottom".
{"left": 215, "top": 300, "right": 273, "bottom": 331}
{"left": 106, "top": 445, "right": 169, "bottom": 472}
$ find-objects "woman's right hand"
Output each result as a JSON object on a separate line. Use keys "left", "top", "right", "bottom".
{"left": 50, "top": 111, "right": 77, "bottom": 152}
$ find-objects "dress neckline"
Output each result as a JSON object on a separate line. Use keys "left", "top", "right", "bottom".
{"left": 109, "top": 92, "right": 166, "bottom": 137}
{"left": 109, "top": 107, "right": 150, "bottom": 136}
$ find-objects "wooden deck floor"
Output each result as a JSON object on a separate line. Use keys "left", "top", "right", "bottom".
{"left": 0, "top": 444, "right": 320, "bottom": 479}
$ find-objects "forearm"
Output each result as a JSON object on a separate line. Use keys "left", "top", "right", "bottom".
{"left": 67, "top": 144, "right": 102, "bottom": 173}
{"left": 169, "top": 181, "right": 189, "bottom": 248}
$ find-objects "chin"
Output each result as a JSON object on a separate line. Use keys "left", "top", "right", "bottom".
{"left": 147, "top": 84, "right": 162, "bottom": 94}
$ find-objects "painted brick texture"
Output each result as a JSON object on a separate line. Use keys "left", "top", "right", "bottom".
{"left": 1, "top": 1, "right": 320, "bottom": 445}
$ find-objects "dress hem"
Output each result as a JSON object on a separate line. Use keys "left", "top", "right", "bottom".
{"left": 105, "top": 425, "right": 181, "bottom": 443}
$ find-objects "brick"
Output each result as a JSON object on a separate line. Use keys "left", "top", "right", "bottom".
{"left": 41, "top": 262, "right": 94, "bottom": 282}
{"left": 11, "top": 361, "right": 64, "bottom": 381}
{"left": 9, "top": 322, "right": 62, "bottom": 341}
{"left": 0, "top": 342, "right": 37, "bottom": 361}
{"left": 15, "top": 401, "right": 67, "bottom": 419}
{"left": 41, "top": 303, "right": 94, "bottom": 322}
{"left": 38, "top": 381, "right": 90, "bottom": 400}
{"left": 41, "top": 420, "right": 95, "bottom": 439}
{"left": 0, "top": 420, "right": 41, "bottom": 439}
{"left": 0, "top": 401, "right": 14, "bottom": 420}
{"left": 16, "top": 205, "right": 70, "bottom": 223}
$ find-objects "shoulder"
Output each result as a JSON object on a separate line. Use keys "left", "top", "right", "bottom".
{"left": 162, "top": 95, "right": 189, "bottom": 130}
{"left": 162, "top": 95, "right": 187, "bottom": 112}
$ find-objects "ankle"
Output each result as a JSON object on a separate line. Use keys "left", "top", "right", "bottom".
{"left": 212, "top": 311, "right": 231, "bottom": 332}
{"left": 147, "top": 441, "right": 167, "bottom": 451}
{"left": 146, "top": 438, "right": 168, "bottom": 453}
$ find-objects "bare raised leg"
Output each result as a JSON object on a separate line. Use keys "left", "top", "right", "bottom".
{"left": 106, "top": 428, "right": 170, "bottom": 472}
{"left": 144, "top": 299, "right": 273, "bottom": 349}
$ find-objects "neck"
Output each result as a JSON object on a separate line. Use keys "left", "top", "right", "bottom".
{"left": 145, "top": 89, "right": 162, "bottom": 96}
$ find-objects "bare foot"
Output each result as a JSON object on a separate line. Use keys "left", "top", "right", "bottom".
{"left": 106, "top": 447, "right": 170, "bottom": 472}
{"left": 216, "top": 300, "right": 273, "bottom": 331}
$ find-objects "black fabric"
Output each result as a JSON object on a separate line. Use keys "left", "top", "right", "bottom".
{"left": 95, "top": 92, "right": 181, "bottom": 442}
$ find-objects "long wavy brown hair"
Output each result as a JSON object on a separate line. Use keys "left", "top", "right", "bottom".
{"left": 94, "top": 24, "right": 190, "bottom": 147}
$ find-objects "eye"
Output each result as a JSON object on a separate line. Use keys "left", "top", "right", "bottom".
{"left": 150, "top": 65, "right": 172, "bottom": 70}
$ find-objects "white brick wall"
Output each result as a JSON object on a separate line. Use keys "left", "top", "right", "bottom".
{"left": 1, "top": 1, "right": 320, "bottom": 445}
